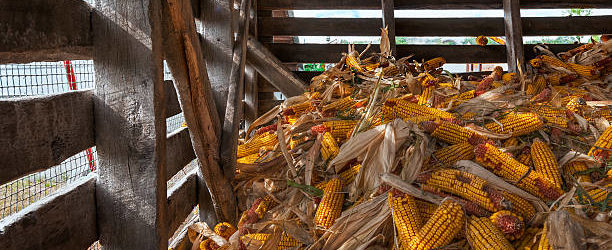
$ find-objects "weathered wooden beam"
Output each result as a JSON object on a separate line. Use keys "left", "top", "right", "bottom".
{"left": 259, "top": 16, "right": 612, "bottom": 37}
{"left": 200, "top": 0, "right": 235, "bottom": 125}
{"left": 167, "top": 169, "right": 198, "bottom": 236}
{"left": 264, "top": 43, "right": 580, "bottom": 63}
{"left": 381, "top": 0, "right": 396, "bottom": 54}
{"left": 92, "top": 0, "right": 168, "bottom": 248}
{"left": 259, "top": 0, "right": 612, "bottom": 10}
{"left": 162, "top": 0, "right": 237, "bottom": 224}
{"left": 0, "top": 175, "right": 97, "bottom": 249}
{"left": 0, "top": 90, "right": 94, "bottom": 185}
{"left": 0, "top": 0, "right": 93, "bottom": 64}
{"left": 247, "top": 38, "right": 307, "bottom": 97}
{"left": 166, "top": 127, "right": 196, "bottom": 181}
{"left": 220, "top": 0, "right": 252, "bottom": 179}
{"left": 504, "top": 0, "right": 525, "bottom": 73}
{"left": 165, "top": 80, "right": 183, "bottom": 118}
{"left": 245, "top": 0, "right": 260, "bottom": 130}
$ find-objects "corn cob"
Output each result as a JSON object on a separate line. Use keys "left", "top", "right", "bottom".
{"left": 490, "top": 210, "right": 525, "bottom": 240}
{"left": 484, "top": 112, "right": 543, "bottom": 137}
{"left": 322, "top": 120, "right": 359, "bottom": 141}
{"left": 546, "top": 73, "right": 561, "bottom": 86}
{"left": 406, "top": 199, "right": 465, "bottom": 250}
{"left": 567, "top": 63, "right": 599, "bottom": 78}
{"left": 382, "top": 65, "right": 400, "bottom": 76}
{"left": 539, "top": 55, "right": 572, "bottom": 71}
{"left": 466, "top": 216, "right": 514, "bottom": 250}
{"left": 526, "top": 77, "right": 546, "bottom": 96}
{"left": 421, "top": 120, "right": 477, "bottom": 145}
{"left": 237, "top": 195, "right": 278, "bottom": 229}
{"left": 428, "top": 142, "right": 475, "bottom": 168}
{"left": 502, "top": 73, "right": 517, "bottom": 83}
{"left": 314, "top": 178, "right": 344, "bottom": 230}
{"left": 537, "top": 224, "right": 552, "bottom": 250}
{"left": 241, "top": 233, "right": 301, "bottom": 249}
{"left": 417, "top": 169, "right": 507, "bottom": 212}
{"left": 388, "top": 190, "right": 423, "bottom": 247}
{"left": 383, "top": 99, "right": 456, "bottom": 120}
{"left": 237, "top": 132, "right": 278, "bottom": 158}
{"left": 419, "top": 73, "right": 438, "bottom": 87}
{"left": 414, "top": 199, "right": 438, "bottom": 221}
{"left": 501, "top": 191, "right": 536, "bottom": 221}
{"left": 564, "top": 161, "right": 592, "bottom": 183}
{"left": 533, "top": 105, "right": 569, "bottom": 128}
{"left": 320, "top": 132, "right": 340, "bottom": 161}
{"left": 475, "top": 143, "right": 564, "bottom": 201}
{"left": 346, "top": 54, "right": 364, "bottom": 72}
{"left": 582, "top": 183, "right": 612, "bottom": 206}
{"left": 322, "top": 96, "right": 356, "bottom": 113}
{"left": 531, "top": 139, "right": 563, "bottom": 188}
{"left": 200, "top": 239, "right": 217, "bottom": 250}
{"left": 438, "top": 90, "right": 475, "bottom": 109}
{"left": 530, "top": 58, "right": 543, "bottom": 68}
{"left": 564, "top": 96, "right": 586, "bottom": 113}
{"left": 516, "top": 146, "right": 533, "bottom": 167}
{"left": 503, "top": 137, "right": 519, "bottom": 148}
{"left": 214, "top": 222, "right": 237, "bottom": 240}
{"left": 476, "top": 36, "right": 488, "bottom": 46}
{"left": 418, "top": 87, "right": 434, "bottom": 106}
{"left": 421, "top": 185, "right": 492, "bottom": 217}
{"left": 282, "top": 101, "right": 312, "bottom": 117}
{"left": 513, "top": 227, "right": 541, "bottom": 250}
{"left": 588, "top": 125, "right": 612, "bottom": 162}
{"left": 289, "top": 134, "right": 309, "bottom": 150}
{"left": 423, "top": 57, "right": 446, "bottom": 70}
{"left": 237, "top": 153, "right": 262, "bottom": 164}
{"left": 315, "top": 163, "right": 361, "bottom": 190}
{"left": 364, "top": 63, "right": 380, "bottom": 71}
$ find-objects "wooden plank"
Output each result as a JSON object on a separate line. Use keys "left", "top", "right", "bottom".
{"left": 259, "top": 16, "right": 612, "bottom": 37}
{"left": 0, "top": 0, "right": 93, "bottom": 64}
{"left": 0, "top": 175, "right": 97, "bottom": 250}
{"left": 166, "top": 127, "right": 196, "bottom": 181}
{"left": 220, "top": 0, "right": 252, "bottom": 179}
{"left": 167, "top": 170, "right": 198, "bottom": 236}
{"left": 92, "top": 0, "right": 167, "bottom": 248}
{"left": 166, "top": 80, "right": 182, "bottom": 118}
{"left": 200, "top": 0, "right": 235, "bottom": 124}
{"left": 381, "top": 0, "right": 396, "bottom": 54}
{"left": 504, "top": 0, "right": 525, "bottom": 73}
{"left": 245, "top": 0, "right": 260, "bottom": 129}
{"left": 162, "top": 0, "right": 237, "bottom": 224}
{"left": 247, "top": 38, "right": 307, "bottom": 97}
{"left": 0, "top": 90, "right": 94, "bottom": 185}
{"left": 265, "top": 43, "right": 580, "bottom": 63}
{"left": 259, "top": 0, "right": 612, "bottom": 10}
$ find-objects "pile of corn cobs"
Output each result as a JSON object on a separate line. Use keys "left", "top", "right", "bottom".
{"left": 197, "top": 36, "right": 612, "bottom": 250}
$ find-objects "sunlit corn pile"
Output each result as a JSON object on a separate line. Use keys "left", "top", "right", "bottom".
{"left": 192, "top": 33, "right": 612, "bottom": 250}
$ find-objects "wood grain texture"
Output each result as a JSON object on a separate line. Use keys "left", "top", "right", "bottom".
{"left": 0, "top": 90, "right": 94, "bottom": 186}
{"left": 504, "top": 0, "right": 525, "bottom": 73}
{"left": 247, "top": 38, "right": 307, "bottom": 97}
{"left": 166, "top": 127, "right": 196, "bottom": 181}
{"left": 259, "top": 0, "right": 612, "bottom": 10}
{"left": 92, "top": 0, "right": 167, "bottom": 248}
{"left": 0, "top": 0, "right": 93, "bottom": 64}
{"left": 259, "top": 16, "right": 612, "bottom": 37}
{"left": 0, "top": 175, "right": 97, "bottom": 250}
{"left": 200, "top": 0, "right": 235, "bottom": 124}
{"left": 167, "top": 169, "right": 198, "bottom": 236}
{"left": 264, "top": 43, "right": 580, "bottom": 63}
{"left": 245, "top": 0, "right": 259, "bottom": 129}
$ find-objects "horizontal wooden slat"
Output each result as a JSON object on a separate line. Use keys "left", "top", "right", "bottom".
{"left": 166, "top": 80, "right": 182, "bottom": 118}
{"left": 260, "top": 16, "right": 612, "bottom": 37}
{"left": 258, "top": 99, "right": 283, "bottom": 115}
{"left": 259, "top": 0, "right": 612, "bottom": 10}
{"left": 0, "top": 175, "right": 97, "bottom": 249}
{"left": 266, "top": 43, "right": 580, "bottom": 63}
{"left": 0, "top": 90, "right": 94, "bottom": 185}
{"left": 0, "top": 0, "right": 93, "bottom": 64}
{"left": 167, "top": 169, "right": 198, "bottom": 236}
{"left": 166, "top": 127, "right": 196, "bottom": 181}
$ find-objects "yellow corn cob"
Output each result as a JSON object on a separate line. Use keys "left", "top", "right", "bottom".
{"left": 421, "top": 120, "right": 476, "bottom": 145}
{"left": 588, "top": 125, "right": 612, "bottom": 161}
{"left": 237, "top": 153, "right": 262, "bottom": 164}
{"left": 564, "top": 161, "right": 592, "bottom": 183}
{"left": 346, "top": 55, "right": 364, "bottom": 72}
{"left": 255, "top": 196, "right": 277, "bottom": 218}
{"left": 423, "top": 57, "right": 446, "bottom": 70}
{"left": 564, "top": 96, "right": 585, "bottom": 113}
{"left": 475, "top": 143, "right": 564, "bottom": 201}
{"left": 568, "top": 63, "right": 598, "bottom": 78}
{"left": 503, "top": 137, "right": 519, "bottom": 148}
{"left": 501, "top": 191, "right": 536, "bottom": 221}
{"left": 314, "top": 178, "right": 344, "bottom": 230}
{"left": 476, "top": 36, "right": 489, "bottom": 46}
{"left": 516, "top": 147, "right": 533, "bottom": 167}
{"left": 584, "top": 183, "right": 612, "bottom": 205}
{"left": 404, "top": 115, "right": 437, "bottom": 125}
{"left": 406, "top": 199, "right": 465, "bottom": 250}
{"left": 315, "top": 163, "right": 361, "bottom": 190}
{"left": 289, "top": 135, "right": 308, "bottom": 150}
{"left": 489, "top": 36, "right": 506, "bottom": 45}
{"left": 466, "top": 216, "right": 514, "bottom": 250}
{"left": 322, "top": 96, "right": 356, "bottom": 113}
{"left": 528, "top": 76, "right": 547, "bottom": 96}
{"left": 539, "top": 55, "right": 572, "bottom": 71}
{"left": 241, "top": 233, "right": 301, "bottom": 249}
{"left": 490, "top": 210, "right": 525, "bottom": 241}
{"left": 546, "top": 73, "right": 561, "bottom": 86}
{"left": 531, "top": 139, "right": 563, "bottom": 188}
{"left": 537, "top": 224, "right": 552, "bottom": 250}
{"left": 429, "top": 142, "right": 475, "bottom": 168}
{"left": 502, "top": 73, "right": 517, "bottom": 83}
{"left": 388, "top": 190, "right": 423, "bottom": 247}
{"left": 419, "top": 73, "right": 438, "bottom": 87}
{"left": 214, "top": 222, "right": 237, "bottom": 240}
{"left": 418, "top": 87, "right": 434, "bottom": 106}
{"left": 530, "top": 58, "right": 543, "bottom": 68}
{"left": 200, "top": 239, "right": 217, "bottom": 250}
{"left": 414, "top": 199, "right": 438, "bottom": 221}
{"left": 533, "top": 105, "right": 568, "bottom": 128}
{"left": 438, "top": 90, "right": 475, "bottom": 109}
{"left": 513, "top": 227, "right": 541, "bottom": 250}
{"left": 322, "top": 120, "right": 359, "bottom": 141}
{"left": 283, "top": 101, "right": 312, "bottom": 116}
{"left": 484, "top": 112, "right": 543, "bottom": 137}
{"left": 383, "top": 99, "right": 456, "bottom": 120}
{"left": 237, "top": 195, "right": 278, "bottom": 229}
{"left": 320, "top": 132, "right": 340, "bottom": 161}
{"left": 417, "top": 169, "right": 507, "bottom": 213}
{"left": 237, "top": 132, "right": 278, "bottom": 158}
{"left": 364, "top": 63, "right": 380, "bottom": 71}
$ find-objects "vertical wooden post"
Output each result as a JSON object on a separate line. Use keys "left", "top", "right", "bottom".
{"left": 381, "top": 0, "right": 396, "bottom": 55}
{"left": 92, "top": 0, "right": 167, "bottom": 249}
{"left": 503, "top": 0, "right": 525, "bottom": 73}
{"left": 244, "top": 0, "right": 258, "bottom": 129}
